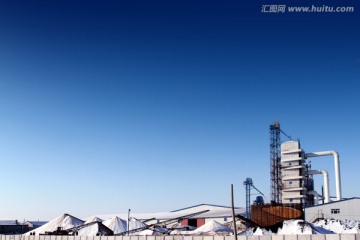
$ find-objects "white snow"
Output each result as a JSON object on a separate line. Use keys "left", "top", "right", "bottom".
{"left": 253, "top": 228, "right": 272, "bottom": 235}
{"left": 239, "top": 220, "right": 319, "bottom": 236}
{"left": 132, "top": 229, "right": 156, "bottom": 235}
{"left": 313, "top": 219, "right": 360, "bottom": 234}
{"left": 190, "top": 220, "right": 233, "bottom": 235}
{"left": 238, "top": 219, "right": 360, "bottom": 236}
{"left": 277, "top": 220, "right": 313, "bottom": 235}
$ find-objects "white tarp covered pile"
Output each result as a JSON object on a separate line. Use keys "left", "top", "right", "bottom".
{"left": 76, "top": 222, "right": 113, "bottom": 236}
{"left": 84, "top": 216, "right": 103, "bottom": 224}
{"left": 24, "top": 213, "right": 84, "bottom": 235}
{"left": 103, "top": 216, "right": 127, "bottom": 234}
{"left": 129, "top": 217, "right": 147, "bottom": 230}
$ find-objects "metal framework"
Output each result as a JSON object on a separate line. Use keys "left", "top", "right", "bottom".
{"left": 117, "top": 210, "right": 210, "bottom": 235}
{"left": 243, "top": 178, "right": 265, "bottom": 220}
{"left": 244, "top": 178, "right": 252, "bottom": 219}
{"left": 270, "top": 121, "right": 282, "bottom": 203}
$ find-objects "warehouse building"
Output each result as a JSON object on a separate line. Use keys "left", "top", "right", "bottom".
{"left": 305, "top": 197, "right": 360, "bottom": 222}
{"left": 0, "top": 220, "right": 29, "bottom": 234}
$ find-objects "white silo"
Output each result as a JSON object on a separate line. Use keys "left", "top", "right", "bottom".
{"left": 281, "top": 140, "right": 306, "bottom": 204}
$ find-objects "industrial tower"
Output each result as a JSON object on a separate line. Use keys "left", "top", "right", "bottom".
{"left": 270, "top": 121, "right": 282, "bottom": 203}
{"left": 243, "top": 178, "right": 265, "bottom": 219}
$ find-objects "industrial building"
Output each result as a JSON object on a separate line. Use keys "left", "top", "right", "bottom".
{"left": 270, "top": 121, "right": 342, "bottom": 206}
{"left": 0, "top": 220, "right": 29, "bottom": 234}
{"left": 305, "top": 198, "right": 360, "bottom": 222}
{"left": 280, "top": 140, "right": 342, "bottom": 206}
{"left": 253, "top": 121, "right": 360, "bottom": 227}
{"left": 281, "top": 140, "right": 308, "bottom": 204}
{"left": 172, "top": 204, "right": 244, "bottom": 227}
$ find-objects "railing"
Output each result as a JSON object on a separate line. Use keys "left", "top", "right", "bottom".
{"left": 0, "top": 234, "right": 358, "bottom": 240}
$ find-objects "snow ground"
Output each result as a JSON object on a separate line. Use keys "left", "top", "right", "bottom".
{"left": 240, "top": 219, "right": 360, "bottom": 236}
{"left": 312, "top": 219, "right": 360, "bottom": 234}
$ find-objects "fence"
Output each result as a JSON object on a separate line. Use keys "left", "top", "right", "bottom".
{"left": 1, "top": 234, "right": 360, "bottom": 240}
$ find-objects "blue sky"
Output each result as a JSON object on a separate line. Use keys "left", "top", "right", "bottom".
{"left": 0, "top": 0, "right": 359, "bottom": 220}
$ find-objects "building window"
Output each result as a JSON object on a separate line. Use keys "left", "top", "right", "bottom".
{"left": 289, "top": 181, "right": 292, "bottom": 185}
{"left": 224, "top": 217, "right": 227, "bottom": 222}
{"left": 188, "top": 219, "right": 197, "bottom": 227}
{"left": 290, "top": 199, "right": 293, "bottom": 202}
{"left": 331, "top": 209, "right": 340, "bottom": 214}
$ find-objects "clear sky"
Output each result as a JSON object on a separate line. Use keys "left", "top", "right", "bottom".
{"left": 0, "top": 0, "right": 359, "bottom": 221}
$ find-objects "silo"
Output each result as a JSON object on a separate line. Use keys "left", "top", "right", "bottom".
{"left": 281, "top": 141, "right": 306, "bottom": 204}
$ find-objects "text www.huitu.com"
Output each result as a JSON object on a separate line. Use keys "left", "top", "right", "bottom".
{"left": 261, "top": 5, "right": 355, "bottom": 13}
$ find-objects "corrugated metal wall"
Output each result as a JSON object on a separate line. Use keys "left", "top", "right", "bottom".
{"left": 251, "top": 204, "right": 303, "bottom": 227}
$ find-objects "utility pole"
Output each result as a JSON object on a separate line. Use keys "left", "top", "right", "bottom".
{"left": 127, "top": 209, "right": 131, "bottom": 235}
{"left": 231, "top": 184, "right": 238, "bottom": 240}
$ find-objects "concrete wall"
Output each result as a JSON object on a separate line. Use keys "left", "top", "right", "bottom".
{"left": 1, "top": 235, "right": 360, "bottom": 240}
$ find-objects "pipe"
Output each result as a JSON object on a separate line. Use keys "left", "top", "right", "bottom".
{"left": 308, "top": 169, "right": 330, "bottom": 203}
{"left": 305, "top": 151, "right": 341, "bottom": 201}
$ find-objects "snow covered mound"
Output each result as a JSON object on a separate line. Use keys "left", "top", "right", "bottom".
{"left": 24, "top": 213, "right": 84, "bottom": 235}
{"left": 239, "top": 219, "right": 359, "bottom": 236}
{"left": 313, "top": 219, "right": 360, "bottom": 234}
{"left": 239, "top": 220, "right": 311, "bottom": 236}
{"left": 277, "top": 220, "right": 312, "bottom": 235}
{"left": 253, "top": 228, "right": 272, "bottom": 236}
